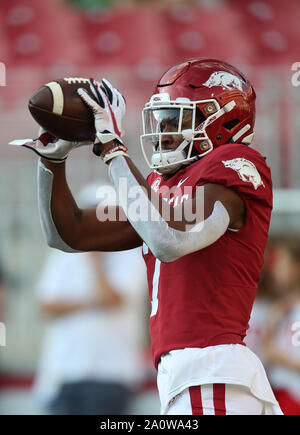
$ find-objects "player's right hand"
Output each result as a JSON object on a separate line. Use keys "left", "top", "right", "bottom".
{"left": 78, "top": 78, "right": 126, "bottom": 149}
{"left": 9, "top": 127, "right": 91, "bottom": 163}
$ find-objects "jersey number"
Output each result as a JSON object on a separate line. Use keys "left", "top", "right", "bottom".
{"left": 150, "top": 259, "right": 161, "bottom": 317}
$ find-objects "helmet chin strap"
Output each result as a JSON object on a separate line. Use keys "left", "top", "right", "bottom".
{"left": 151, "top": 149, "right": 186, "bottom": 174}
{"left": 151, "top": 138, "right": 197, "bottom": 174}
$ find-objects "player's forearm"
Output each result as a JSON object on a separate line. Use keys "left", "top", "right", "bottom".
{"left": 108, "top": 156, "right": 229, "bottom": 262}
{"left": 38, "top": 158, "right": 82, "bottom": 251}
{"left": 113, "top": 156, "right": 188, "bottom": 231}
{"left": 38, "top": 159, "right": 142, "bottom": 252}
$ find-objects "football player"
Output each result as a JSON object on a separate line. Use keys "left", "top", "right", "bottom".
{"left": 12, "top": 58, "right": 283, "bottom": 415}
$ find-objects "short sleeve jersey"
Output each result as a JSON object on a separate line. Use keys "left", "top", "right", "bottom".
{"left": 143, "top": 144, "right": 273, "bottom": 369}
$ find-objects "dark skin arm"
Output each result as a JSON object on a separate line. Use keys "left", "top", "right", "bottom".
{"left": 123, "top": 156, "right": 245, "bottom": 231}
{"left": 41, "top": 158, "right": 142, "bottom": 252}
{"left": 41, "top": 148, "right": 244, "bottom": 252}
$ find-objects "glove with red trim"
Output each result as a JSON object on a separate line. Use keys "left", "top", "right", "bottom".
{"left": 78, "top": 78, "right": 126, "bottom": 153}
{"left": 9, "top": 128, "right": 91, "bottom": 163}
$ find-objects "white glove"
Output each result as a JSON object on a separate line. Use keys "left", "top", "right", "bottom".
{"left": 9, "top": 128, "right": 91, "bottom": 163}
{"left": 77, "top": 78, "right": 126, "bottom": 146}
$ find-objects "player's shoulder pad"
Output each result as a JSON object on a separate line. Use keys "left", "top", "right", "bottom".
{"left": 216, "top": 144, "right": 270, "bottom": 189}
{"left": 206, "top": 143, "right": 268, "bottom": 165}
{"left": 189, "top": 144, "right": 272, "bottom": 199}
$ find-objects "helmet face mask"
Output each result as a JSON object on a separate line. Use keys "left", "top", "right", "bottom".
{"left": 141, "top": 96, "right": 199, "bottom": 174}
{"left": 140, "top": 58, "right": 256, "bottom": 175}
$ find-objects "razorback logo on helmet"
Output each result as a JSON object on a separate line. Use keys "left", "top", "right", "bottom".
{"left": 222, "top": 158, "right": 265, "bottom": 190}
{"left": 203, "top": 71, "right": 244, "bottom": 92}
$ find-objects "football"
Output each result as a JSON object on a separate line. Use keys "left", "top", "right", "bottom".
{"left": 28, "top": 77, "right": 99, "bottom": 142}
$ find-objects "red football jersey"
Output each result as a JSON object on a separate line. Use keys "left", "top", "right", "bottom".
{"left": 143, "top": 144, "right": 273, "bottom": 369}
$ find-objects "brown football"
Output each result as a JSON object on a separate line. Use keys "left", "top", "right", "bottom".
{"left": 28, "top": 77, "right": 98, "bottom": 142}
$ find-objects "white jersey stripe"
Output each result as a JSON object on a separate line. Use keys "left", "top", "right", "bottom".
{"left": 150, "top": 259, "right": 161, "bottom": 317}
{"left": 201, "top": 384, "right": 215, "bottom": 415}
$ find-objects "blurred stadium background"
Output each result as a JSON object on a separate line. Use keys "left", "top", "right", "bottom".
{"left": 0, "top": 0, "right": 299, "bottom": 415}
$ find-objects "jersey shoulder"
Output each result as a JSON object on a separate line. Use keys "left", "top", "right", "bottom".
{"left": 187, "top": 144, "right": 272, "bottom": 202}
{"left": 208, "top": 143, "right": 270, "bottom": 168}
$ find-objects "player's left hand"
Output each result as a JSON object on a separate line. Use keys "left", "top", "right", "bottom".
{"left": 77, "top": 78, "right": 126, "bottom": 155}
{"left": 9, "top": 127, "right": 91, "bottom": 163}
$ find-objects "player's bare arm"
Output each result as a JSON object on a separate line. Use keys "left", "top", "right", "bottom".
{"left": 101, "top": 150, "right": 244, "bottom": 263}
{"left": 117, "top": 155, "right": 245, "bottom": 231}
{"left": 40, "top": 158, "right": 142, "bottom": 252}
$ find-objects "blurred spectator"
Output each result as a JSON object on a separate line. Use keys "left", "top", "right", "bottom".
{"left": 67, "top": 0, "right": 209, "bottom": 10}
{"left": 0, "top": 263, "right": 5, "bottom": 323}
{"left": 68, "top": 0, "right": 117, "bottom": 8}
{"left": 32, "top": 183, "right": 147, "bottom": 415}
{"left": 245, "top": 243, "right": 279, "bottom": 362}
{"left": 0, "top": 262, "right": 6, "bottom": 349}
{"left": 261, "top": 239, "right": 300, "bottom": 415}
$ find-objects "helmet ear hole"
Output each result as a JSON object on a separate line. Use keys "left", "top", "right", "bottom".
{"left": 195, "top": 108, "right": 206, "bottom": 125}
{"left": 222, "top": 119, "right": 240, "bottom": 130}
